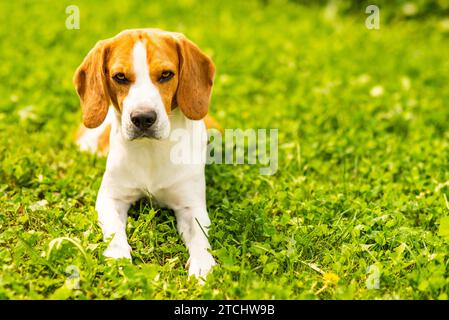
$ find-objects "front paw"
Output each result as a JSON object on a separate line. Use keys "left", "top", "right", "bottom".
{"left": 103, "top": 242, "right": 132, "bottom": 261}
{"left": 187, "top": 253, "right": 216, "bottom": 283}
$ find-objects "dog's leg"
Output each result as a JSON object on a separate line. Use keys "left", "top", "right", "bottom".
{"left": 175, "top": 205, "right": 216, "bottom": 280}
{"left": 156, "top": 178, "right": 216, "bottom": 281}
{"left": 96, "top": 185, "right": 133, "bottom": 260}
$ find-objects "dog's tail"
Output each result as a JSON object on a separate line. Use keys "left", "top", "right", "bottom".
{"left": 204, "top": 114, "right": 223, "bottom": 133}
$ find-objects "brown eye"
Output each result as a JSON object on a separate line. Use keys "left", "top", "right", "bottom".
{"left": 112, "top": 73, "right": 129, "bottom": 84}
{"left": 159, "top": 70, "right": 174, "bottom": 83}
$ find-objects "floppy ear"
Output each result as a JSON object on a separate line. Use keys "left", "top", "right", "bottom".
{"left": 175, "top": 35, "right": 215, "bottom": 120}
{"left": 73, "top": 40, "right": 110, "bottom": 128}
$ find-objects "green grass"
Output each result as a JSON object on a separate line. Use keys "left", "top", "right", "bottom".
{"left": 1, "top": 0, "right": 449, "bottom": 299}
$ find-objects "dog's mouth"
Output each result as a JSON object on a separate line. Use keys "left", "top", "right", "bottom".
{"left": 123, "top": 118, "right": 170, "bottom": 141}
{"left": 128, "top": 128, "right": 168, "bottom": 141}
{"left": 129, "top": 131, "right": 159, "bottom": 141}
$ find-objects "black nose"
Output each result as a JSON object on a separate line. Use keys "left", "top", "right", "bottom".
{"left": 130, "top": 111, "right": 157, "bottom": 130}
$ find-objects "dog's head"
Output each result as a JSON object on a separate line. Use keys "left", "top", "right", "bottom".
{"left": 73, "top": 29, "right": 215, "bottom": 140}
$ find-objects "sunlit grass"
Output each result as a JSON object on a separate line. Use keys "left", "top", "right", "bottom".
{"left": 1, "top": 0, "right": 449, "bottom": 299}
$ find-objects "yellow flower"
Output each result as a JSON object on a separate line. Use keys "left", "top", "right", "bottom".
{"left": 323, "top": 272, "right": 340, "bottom": 285}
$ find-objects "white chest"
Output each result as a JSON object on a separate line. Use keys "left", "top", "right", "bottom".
{"left": 106, "top": 108, "right": 207, "bottom": 195}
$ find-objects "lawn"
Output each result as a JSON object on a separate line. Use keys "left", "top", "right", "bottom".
{"left": 1, "top": 0, "right": 449, "bottom": 299}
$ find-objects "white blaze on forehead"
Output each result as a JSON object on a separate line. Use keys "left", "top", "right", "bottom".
{"left": 131, "top": 41, "right": 154, "bottom": 96}
{"left": 124, "top": 40, "right": 163, "bottom": 109}
{"left": 121, "top": 40, "right": 170, "bottom": 140}
{"left": 132, "top": 41, "right": 150, "bottom": 87}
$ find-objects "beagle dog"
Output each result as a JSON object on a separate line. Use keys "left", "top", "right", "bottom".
{"left": 73, "top": 29, "right": 218, "bottom": 280}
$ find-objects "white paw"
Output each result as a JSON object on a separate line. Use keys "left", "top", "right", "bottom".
{"left": 103, "top": 242, "right": 132, "bottom": 261}
{"left": 187, "top": 253, "right": 216, "bottom": 283}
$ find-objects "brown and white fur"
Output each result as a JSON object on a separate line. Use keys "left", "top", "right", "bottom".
{"left": 73, "top": 29, "right": 219, "bottom": 281}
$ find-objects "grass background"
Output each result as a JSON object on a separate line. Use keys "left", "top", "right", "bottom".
{"left": 1, "top": 0, "right": 449, "bottom": 299}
